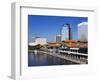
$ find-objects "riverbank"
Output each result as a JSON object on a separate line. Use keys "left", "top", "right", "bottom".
{"left": 28, "top": 49, "right": 87, "bottom": 64}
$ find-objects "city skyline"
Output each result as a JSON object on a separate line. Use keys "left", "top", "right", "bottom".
{"left": 28, "top": 15, "right": 88, "bottom": 42}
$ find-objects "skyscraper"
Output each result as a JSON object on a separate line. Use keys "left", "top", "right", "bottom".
{"left": 61, "top": 24, "right": 71, "bottom": 41}
{"left": 78, "top": 22, "right": 88, "bottom": 41}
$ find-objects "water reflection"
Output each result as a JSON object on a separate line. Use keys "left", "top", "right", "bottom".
{"left": 28, "top": 52, "right": 76, "bottom": 66}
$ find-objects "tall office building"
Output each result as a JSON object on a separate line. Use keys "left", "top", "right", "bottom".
{"left": 61, "top": 24, "right": 71, "bottom": 41}
{"left": 78, "top": 22, "right": 88, "bottom": 41}
{"left": 56, "top": 35, "right": 62, "bottom": 42}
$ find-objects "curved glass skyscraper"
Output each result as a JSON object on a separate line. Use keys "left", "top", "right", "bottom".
{"left": 61, "top": 24, "right": 71, "bottom": 41}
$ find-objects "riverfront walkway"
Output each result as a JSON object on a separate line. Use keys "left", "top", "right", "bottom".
{"left": 38, "top": 50, "right": 87, "bottom": 64}
{"left": 29, "top": 49, "right": 88, "bottom": 64}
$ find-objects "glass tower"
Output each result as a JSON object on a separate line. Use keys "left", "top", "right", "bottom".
{"left": 61, "top": 24, "right": 71, "bottom": 41}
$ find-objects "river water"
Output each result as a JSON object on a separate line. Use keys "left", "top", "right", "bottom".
{"left": 28, "top": 52, "right": 77, "bottom": 66}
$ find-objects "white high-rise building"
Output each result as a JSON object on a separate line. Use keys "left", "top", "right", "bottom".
{"left": 61, "top": 24, "right": 71, "bottom": 41}
{"left": 78, "top": 22, "right": 88, "bottom": 41}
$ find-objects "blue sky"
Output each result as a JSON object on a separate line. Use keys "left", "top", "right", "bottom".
{"left": 28, "top": 15, "right": 88, "bottom": 42}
